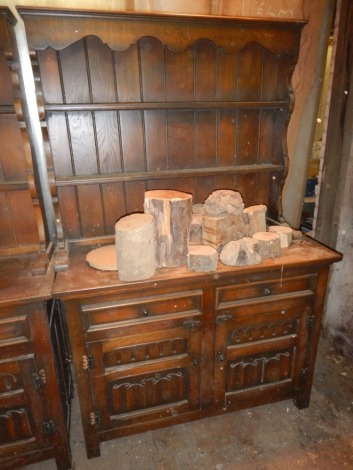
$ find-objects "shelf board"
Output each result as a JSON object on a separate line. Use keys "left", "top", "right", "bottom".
{"left": 56, "top": 164, "right": 283, "bottom": 187}
{"left": 45, "top": 101, "right": 289, "bottom": 112}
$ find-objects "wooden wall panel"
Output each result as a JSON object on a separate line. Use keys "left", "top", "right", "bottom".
{"left": 167, "top": 110, "right": 195, "bottom": 170}
{"left": 120, "top": 111, "right": 145, "bottom": 172}
{"left": 58, "top": 187, "right": 81, "bottom": 239}
{"left": 145, "top": 110, "right": 167, "bottom": 171}
{"left": 102, "top": 183, "right": 125, "bottom": 230}
{"left": 140, "top": 37, "right": 166, "bottom": 101}
{"left": 165, "top": 48, "right": 194, "bottom": 101}
{"left": 95, "top": 111, "right": 122, "bottom": 174}
{"left": 237, "top": 110, "right": 260, "bottom": 166}
{"left": 0, "top": 192, "right": 16, "bottom": 247}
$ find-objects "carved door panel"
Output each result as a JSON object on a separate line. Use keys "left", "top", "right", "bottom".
{"left": 85, "top": 318, "right": 202, "bottom": 436}
{"left": 0, "top": 356, "right": 53, "bottom": 460}
{"left": 213, "top": 297, "right": 312, "bottom": 408}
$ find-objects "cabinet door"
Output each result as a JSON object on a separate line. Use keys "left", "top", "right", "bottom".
{"left": 76, "top": 289, "right": 203, "bottom": 441}
{"left": 0, "top": 356, "right": 52, "bottom": 461}
{"left": 85, "top": 319, "right": 201, "bottom": 437}
{"left": 214, "top": 297, "right": 312, "bottom": 408}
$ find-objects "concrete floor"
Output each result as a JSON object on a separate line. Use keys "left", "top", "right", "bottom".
{"left": 25, "top": 335, "right": 353, "bottom": 470}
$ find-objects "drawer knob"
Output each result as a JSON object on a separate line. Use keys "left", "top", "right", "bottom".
{"left": 263, "top": 287, "right": 272, "bottom": 296}
{"left": 217, "top": 351, "right": 225, "bottom": 362}
{"left": 142, "top": 307, "right": 149, "bottom": 317}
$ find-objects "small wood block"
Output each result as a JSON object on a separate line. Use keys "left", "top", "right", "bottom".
{"left": 86, "top": 245, "right": 118, "bottom": 271}
{"left": 243, "top": 205, "right": 267, "bottom": 236}
{"left": 188, "top": 245, "right": 218, "bottom": 272}
{"left": 115, "top": 213, "right": 155, "bottom": 282}
{"left": 144, "top": 189, "right": 192, "bottom": 268}
{"left": 220, "top": 237, "right": 261, "bottom": 266}
{"left": 268, "top": 225, "right": 293, "bottom": 248}
{"left": 202, "top": 214, "right": 244, "bottom": 250}
{"left": 252, "top": 231, "right": 281, "bottom": 258}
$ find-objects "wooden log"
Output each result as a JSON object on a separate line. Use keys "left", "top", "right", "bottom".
{"left": 243, "top": 205, "right": 267, "bottom": 236}
{"left": 268, "top": 225, "right": 293, "bottom": 248}
{"left": 202, "top": 214, "right": 244, "bottom": 250}
{"left": 144, "top": 190, "right": 192, "bottom": 268}
{"left": 86, "top": 244, "right": 118, "bottom": 271}
{"left": 252, "top": 231, "right": 281, "bottom": 258}
{"left": 115, "top": 213, "right": 155, "bottom": 282}
{"left": 203, "top": 189, "right": 244, "bottom": 216}
{"left": 220, "top": 237, "right": 261, "bottom": 266}
{"left": 188, "top": 245, "right": 218, "bottom": 272}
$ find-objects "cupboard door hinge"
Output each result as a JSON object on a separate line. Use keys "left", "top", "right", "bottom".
{"left": 82, "top": 354, "right": 95, "bottom": 370}
{"left": 89, "top": 410, "right": 101, "bottom": 426}
{"left": 183, "top": 319, "right": 201, "bottom": 330}
{"left": 42, "top": 419, "right": 57, "bottom": 436}
{"left": 300, "top": 367, "right": 308, "bottom": 382}
{"left": 306, "top": 315, "right": 316, "bottom": 331}
{"left": 32, "top": 369, "right": 46, "bottom": 390}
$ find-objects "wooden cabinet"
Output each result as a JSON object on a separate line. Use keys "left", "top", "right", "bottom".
{"left": 54, "top": 241, "right": 340, "bottom": 458}
{"left": 18, "top": 6, "right": 341, "bottom": 462}
{"left": 0, "top": 256, "right": 72, "bottom": 469}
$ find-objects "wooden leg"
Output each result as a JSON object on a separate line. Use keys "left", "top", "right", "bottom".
{"left": 293, "top": 394, "right": 311, "bottom": 409}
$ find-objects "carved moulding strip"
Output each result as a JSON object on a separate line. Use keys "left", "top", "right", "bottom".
{"left": 18, "top": 8, "right": 306, "bottom": 55}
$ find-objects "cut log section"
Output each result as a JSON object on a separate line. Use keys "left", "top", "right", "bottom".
{"left": 220, "top": 237, "right": 261, "bottom": 266}
{"left": 268, "top": 225, "right": 293, "bottom": 248}
{"left": 188, "top": 245, "right": 218, "bottom": 272}
{"left": 243, "top": 205, "right": 267, "bottom": 236}
{"left": 115, "top": 213, "right": 156, "bottom": 282}
{"left": 144, "top": 190, "right": 192, "bottom": 268}
{"left": 86, "top": 244, "right": 118, "bottom": 271}
{"left": 252, "top": 231, "right": 281, "bottom": 258}
{"left": 202, "top": 214, "right": 244, "bottom": 250}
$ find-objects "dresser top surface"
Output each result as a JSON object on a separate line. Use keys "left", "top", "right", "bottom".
{"left": 53, "top": 237, "right": 341, "bottom": 299}
{"left": 0, "top": 254, "right": 55, "bottom": 306}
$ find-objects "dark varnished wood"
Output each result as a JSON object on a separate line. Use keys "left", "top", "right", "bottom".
{"left": 54, "top": 238, "right": 341, "bottom": 457}
{"left": 0, "top": 7, "right": 48, "bottom": 262}
{"left": 0, "top": 255, "right": 72, "bottom": 469}
{"left": 20, "top": 8, "right": 305, "bottom": 246}
{"left": 18, "top": 7, "right": 341, "bottom": 461}
{"left": 18, "top": 7, "right": 306, "bottom": 53}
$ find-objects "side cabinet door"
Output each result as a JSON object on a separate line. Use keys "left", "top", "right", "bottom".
{"left": 0, "top": 357, "right": 51, "bottom": 462}
{"left": 213, "top": 298, "right": 312, "bottom": 408}
{"left": 85, "top": 319, "right": 202, "bottom": 436}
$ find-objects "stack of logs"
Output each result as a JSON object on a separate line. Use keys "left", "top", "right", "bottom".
{"left": 114, "top": 189, "right": 298, "bottom": 282}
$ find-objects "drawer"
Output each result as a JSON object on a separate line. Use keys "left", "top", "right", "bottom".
{"left": 216, "top": 273, "right": 316, "bottom": 310}
{"left": 0, "top": 313, "right": 31, "bottom": 347}
{"left": 81, "top": 289, "right": 203, "bottom": 331}
{"left": 216, "top": 295, "right": 313, "bottom": 322}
